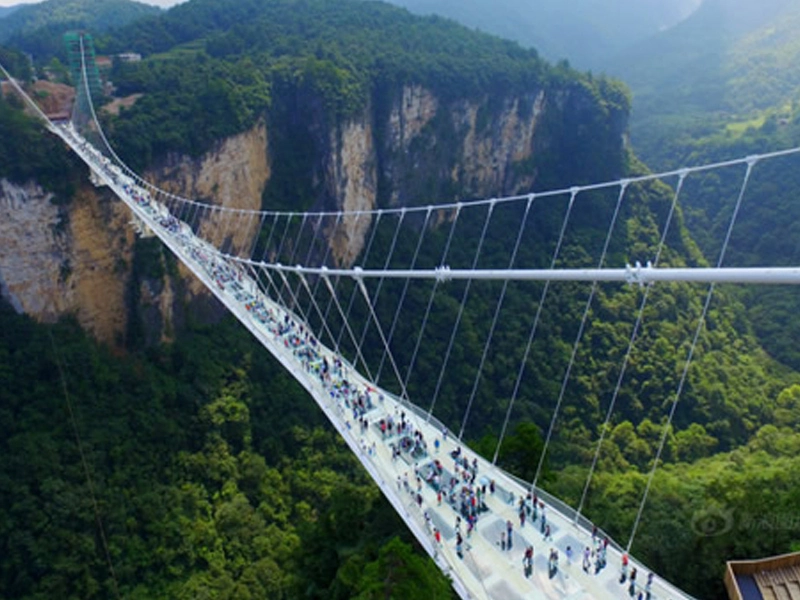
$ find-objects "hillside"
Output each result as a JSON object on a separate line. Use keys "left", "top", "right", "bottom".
{"left": 608, "top": 0, "right": 800, "bottom": 167}
{"left": 602, "top": 0, "right": 800, "bottom": 372}
{"left": 0, "top": 5, "right": 26, "bottom": 20}
{"left": 0, "top": 304, "right": 455, "bottom": 599}
{"left": 378, "top": 0, "right": 701, "bottom": 70}
{"left": 0, "top": 0, "right": 162, "bottom": 59}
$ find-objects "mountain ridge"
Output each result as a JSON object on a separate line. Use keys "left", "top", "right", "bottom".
{"left": 377, "top": 0, "right": 702, "bottom": 69}
{"left": 0, "top": 0, "right": 162, "bottom": 58}
{"left": 607, "top": 0, "right": 800, "bottom": 165}
{"left": 2, "top": 2, "right": 800, "bottom": 598}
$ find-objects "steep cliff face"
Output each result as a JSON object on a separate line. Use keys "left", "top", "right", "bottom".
{"left": 318, "top": 82, "right": 621, "bottom": 264}
{"left": 0, "top": 178, "right": 133, "bottom": 343}
{"left": 326, "top": 116, "right": 378, "bottom": 266}
{"left": 146, "top": 120, "right": 271, "bottom": 298}
{"left": 0, "top": 120, "right": 271, "bottom": 345}
{"left": 1, "top": 79, "right": 625, "bottom": 345}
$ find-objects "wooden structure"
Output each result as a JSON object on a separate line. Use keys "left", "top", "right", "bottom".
{"left": 726, "top": 552, "right": 800, "bottom": 600}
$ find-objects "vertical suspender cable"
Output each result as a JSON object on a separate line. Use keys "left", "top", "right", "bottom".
{"left": 376, "top": 207, "right": 433, "bottom": 383}
{"left": 356, "top": 210, "right": 407, "bottom": 359}
{"left": 305, "top": 212, "right": 342, "bottom": 342}
{"left": 575, "top": 170, "right": 687, "bottom": 523}
{"left": 321, "top": 212, "right": 361, "bottom": 336}
{"left": 260, "top": 212, "right": 282, "bottom": 263}
{"left": 426, "top": 201, "right": 495, "bottom": 432}
{"left": 459, "top": 195, "right": 534, "bottom": 439}
{"left": 297, "top": 271, "right": 341, "bottom": 355}
{"left": 321, "top": 268, "right": 375, "bottom": 382}
{"left": 275, "top": 269, "right": 313, "bottom": 331}
{"left": 492, "top": 188, "right": 579, "bottom": 465}
{"left": 335, "top": 211, "right": 383, "bottom": 353}
{"left": 627, "top": 158, "right": 757, "bottom": 553}
{"left": 293, "top": 213, "right": 325, "bottom": 313}
{"left": 404, "top": 206, "right": 462, "bottom": 406}
{"left": 278, "top": 214, "right": 308, "bottom": 313}
{"left": 532, "top": 181, "right": 628, "bottom": 490}
{"left": 247, "top": 212, "right": 267, "bottom": 260}
{"left": 354, "top": 272, "right": 412, "bottom": 407}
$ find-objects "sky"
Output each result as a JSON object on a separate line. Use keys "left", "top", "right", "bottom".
{"left": 0, "top": 0, "right": 185, "bottom": 7}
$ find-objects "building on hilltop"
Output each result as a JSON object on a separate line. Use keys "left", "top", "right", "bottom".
{"left": 116, "top": 53, "right": 142, "bottom": 63}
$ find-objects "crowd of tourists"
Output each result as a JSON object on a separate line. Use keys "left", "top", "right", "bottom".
{"left": 59, "top": 121, "right": 661, "bottom": 600}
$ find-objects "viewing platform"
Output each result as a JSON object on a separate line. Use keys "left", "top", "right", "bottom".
{"left": 726, "top": 552, "right": 800, "bottom": 600}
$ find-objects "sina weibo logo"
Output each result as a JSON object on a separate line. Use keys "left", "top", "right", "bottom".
{"left": 691, "top": 505, "right": 735, "bottom": 537}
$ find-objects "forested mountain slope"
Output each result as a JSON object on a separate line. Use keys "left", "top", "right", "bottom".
{"left": 607, "top": 0, "right": 800, "bottom": 167}
{"left": 0, "top": 0, "right": 161, "bottom": 59}
{"left": 601, "top": 0, "right": 800, "bottom": 373}
{"left": 377, "top": 0, "right": 701, "bottom": 70}
{"left": 0, "top": 302, "right": 454, "bottom": 599}
{"left": 1, "top": 1, "right": 800, "bottom": 598}
{"left": 0, "top": 6, "right": 25, "bottom": 20}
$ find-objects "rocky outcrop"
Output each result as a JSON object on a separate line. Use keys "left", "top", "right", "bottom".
{"left": 327, "top": 117, "right": 378, "bottom": 267}
{"left": 321, "top": 85, "right": 564, "bottom": 263}
{"left": 145, "top": 120, "right": 271, "bottom": 302}
{"left": 453, "top": 91, "right": 546, "bottom": 193}
{"left": 0, "top": 178, "right": 133, "bottom": 342}
{"left": 150, "top": 120, "right": 270, "bottom": 254}
{"left": 0, "top": 179, "right": 66, "bottom": 318}
{"left": 1, "top": 79, "right": 626, "bottom": 346}
{"left": 0, "top": 121, "right": 271, "bottom": 345}
{"left": 388, "top": 84, "right": 438, "bottom": 151}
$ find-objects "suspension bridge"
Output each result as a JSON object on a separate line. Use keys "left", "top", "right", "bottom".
{"left": 3, "top": 37, "right": 800, "bottom": 600}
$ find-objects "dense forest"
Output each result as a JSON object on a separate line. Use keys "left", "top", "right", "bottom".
{"left": 0, "top": 302, "right": 455, "bottom": 599}
{"left": 0, "top": 0, "right": 161, "bottom": 57}
{"left": 608, "top": 0, "right": 800, "bottom": 374}
{"left": 2, "top": 0, "right": 800, "bottom": 598}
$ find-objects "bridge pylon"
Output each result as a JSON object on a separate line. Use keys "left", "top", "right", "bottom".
{"left": 64, "top": 32, "right": 103, "bottom": 138}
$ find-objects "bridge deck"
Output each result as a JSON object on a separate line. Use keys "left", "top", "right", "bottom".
{"left": 52, "top": 122, "right": 694, "bottom": 600}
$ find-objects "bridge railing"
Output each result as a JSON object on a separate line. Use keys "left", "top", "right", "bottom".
{"left": 368, "top": 380, "right": 695, "bottom": 600}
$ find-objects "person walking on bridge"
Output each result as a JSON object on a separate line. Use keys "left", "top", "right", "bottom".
{"left": 523, "top": 546, "right": 534, "bottom": 578}
{"left": 620, "top": 552, "right": 629, "bottom": 584}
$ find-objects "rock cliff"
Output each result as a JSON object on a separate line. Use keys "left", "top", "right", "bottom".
{"left": 0, "top": 178, "right": 133, "bottom": 343}
{"left": 0, "top": 81, "right": 626, "bottom": 345}
{"left": 313, "top": 82, "right": 621, "bottom": 265}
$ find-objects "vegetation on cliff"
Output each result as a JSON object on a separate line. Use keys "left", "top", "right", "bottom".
{"left": 97, "top": 0, "right": 629, "bottom": 177}
{"left": 0, "top": 0, "right": 161, "bottom": 59}
{"left": 0, "top": 85, "right": 80, "bottom": 203}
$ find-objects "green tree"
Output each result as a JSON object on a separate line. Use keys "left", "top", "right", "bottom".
{"left": 353, "top": 537, "right": 453, "bottom": 600}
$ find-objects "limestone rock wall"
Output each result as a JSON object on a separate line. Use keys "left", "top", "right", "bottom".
{"left": 0, "top": 81, "right": 625, "bottom": 346}
{"left": 0, "top": 178, "right": 133, "bottom": 343}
